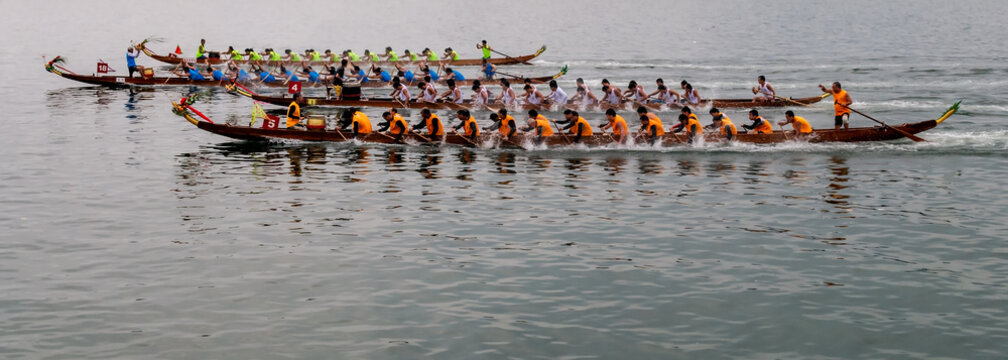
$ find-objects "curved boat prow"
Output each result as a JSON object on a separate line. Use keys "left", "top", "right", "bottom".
{"left": 533, "top": 45, "right": 547, "bottom": 57}
{"left": 171, "top": 101, "right": 200, "bottom": 126}
{"left": 934, "top": 101, "right": 962, "bottom": 125}
{"left": 552, "top": 65, "right": 568, "bottom": 79}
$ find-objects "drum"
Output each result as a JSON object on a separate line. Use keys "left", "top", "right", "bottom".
{"left": 306, "top": 115, "right": 326, "bottom": 130}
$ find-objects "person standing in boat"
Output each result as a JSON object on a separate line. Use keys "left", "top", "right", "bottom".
{"left": 126, "top": 46, "right": 141, "bottom": 77}
{"left": 477, "top": 40, "right": 493, "bottom": 59}
{"left": 413, "top": 109, "right": 445, "bottom": 138}
{"left": 195, "top": 39, "right": 207, "bottom": 61}
{"left": 599, "top": 109, "right": 629, "bottom": 143}
{"left": 480, "top": 58, "right": 497, "bottom": 80}
{"left": 819, "top": 82, "right": 853, "bottom": 130}
{"left": 778, "top": 110, "right": 813, "bottom": 134}
{"left": 543, "top": 80, "right": 568, "bottom": 106}
{"left": 521, "top": 109, "right": 555, "bottom": 142}
{"left": 752, "top": 75, "right": 776, "bottom": 102}
{"left": 742, "top": 109, "right": 773, "bottom": 134}
{"left": 452, "top": 110, "right": 480, "bottom": 141}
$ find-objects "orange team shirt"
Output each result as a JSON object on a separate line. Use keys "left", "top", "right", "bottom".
{"left": 645, "top": 113, "right": 665, "bottom": 135}
{"left": 499, "top": 115, "right": 515, "bottom": 136}
{"left": 569, "top": 116, "right": 593, "bottom": 136}
{"left": 534, "top": 115, "right": 554, "bottom": 136}
{"left": 720, "top": 118, "right": 738, "bottom": 136}
{"left": 463, "top": 116, "right": 480, "bottom": 136}
{"left": 388, "top": 114, "right": 407, "bottom": 135}
{"left": 352, "top": 111, "right": 372, "bottom": 134}
{"left": 792, "top": 116, "right": 812, "bottom": 133}
{"left": 426, "top": 114, "right": 444, "bottom": 136}
{"left": 685, "top": 117, "right": 703, "bottom": 135}
{"left": 611, "top": 115, "right": 627, "bottom": 136}
{"left": 832, "top": 89, "right": 852, "bottom": 116}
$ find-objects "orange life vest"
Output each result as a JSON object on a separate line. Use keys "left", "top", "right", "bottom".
{"left": 388, "top": 114, "right": 408, "bottom": 135}
{"left": 499, "top": 115, "right": 515, "bottom": 136}
{"left": 352, "top": 111, "right": 372, "bottom": 134}
{"left": 463, "top": 115, "right": 480, "bottom": 136}
{"left": 832, "top": 89, "right": 852, "bottom": 116}
{"left": 645, "top": 113, "right": 664, "bottom": 136}
{"left": 569, "top": 116, "right": 593, "bottom": 136}
{"left": 611, "top": 115, "right": 627, "bottom": 136}
{"left": 753, "top": 116, "right": 773, "bottom": 134}
{"left": 426, "top": 114, "right": 444, "bottom": 136}
{"left": 720, "top": 118, "right": 738, "bottom": 136}
{"left": 792, "top": 116, "right": 812, "bottom": 133}
{"left": 534, "top": 115, "right": 554, "bottom": 136}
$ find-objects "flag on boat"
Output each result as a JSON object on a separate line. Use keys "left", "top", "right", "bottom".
{"left": 174, "top": 45, "right": 182, "bottom": 55}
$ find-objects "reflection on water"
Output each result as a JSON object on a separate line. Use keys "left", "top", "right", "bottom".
{"left": 825, "top": 155, "right": 852, "bottom": 213}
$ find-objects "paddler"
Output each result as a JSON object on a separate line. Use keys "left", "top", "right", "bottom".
{"left": 480, "top": 58, "right": 496, "bottom": 80}
{"left": 752, "top": 75, "right": 776, "bottom": 102}
{"left": 522, "top": 84, "right": 545, "bottom": 105}
{"left": 471, "top": 80, "right": 490, "bottom": 105}
{"left": 338, "top": 108, "right": 373, "bottom": 137}
{"left": 647, "top": 84, "right": 681, "bottom": 104}
{"left": 422, "top": 48, "right": 439, "bottom": 61}
{"left": 778, "top": 110, "right": 813, "bottom": 134}
{"left": 343, "top": 49, "right": 361, "bottom": 62}
{"left": 377, "top": 109, "right": 409, "bottom": 140}
{"left": 370, "top": 64, "right": 392, "bottom": 82}
{"left": 558, "top": 110, "right": 593, "bottom": 143}
{"left": 245, "top": 48, "right": 264, "bottom": 66}
{"left": 636, "top": 106, "right": 664, "bottom": 144}
{"left": 709, "top": 108, "right": 738, "bottom": 140}
{"left": 413, "top": 109, "right": 445, "bottom": 138}
{"left": 390, "top": 81, "right": 411, "bottom": 103}
{"left": 495, "top": 78, "right": 516, "bottom": 105}
{"left": 520, "top": 109, "right": 554, "bottom": 141}
{"left": 286, "top": 93, "right": 304, "bottom": 128}
{"left": 476, "top": 40, "right": 492, "bottom": 59}
{"left": 208, "top": 65, "right": 226, "bottom": 82}
{"left": 485, "top": 109, "right": 517, "bottom": 139}
{"left": 441, "top": 66, "right": 465, "bottom": 81}
{"left": 364, "top": 49, "right": 380, "bottom": 62}
{"left": 682, "top": 82, "right": 702, "bottom": 105}
{"left": 403, "top": 49, "right": 420, "bottom": 62}
{"left": 308, "top": 49, "right": 322, "bottom": 62}
{"left": 674, "top": 113, "right": 703, "bottom": 143}
{"left": 381, "top": 47, "right": 399, "bottom": 62}
{"left": 599, "top": 108, "right": 629, "bottom": 143}
{"left": 227, "top": 46, "right": 243, "bottom": 61}
{"left": 452, "top": 109, "right": 480, "bottom": 142}
{"left": 819, "top": 81, "right": 853, "bottom": 129}
{"left": 416, "top": 80, "right": 438, "bottom": 103}
{"left": 266, "top": 48, "right": 283, "bottom": 64}
{"left": 543, "top": 80, "right": 568, "bottom": 105}
{"left": 669, "top": 106, "right": 699, "bottom": 133}
{"left": 624, "top": 80, "right": 648, "bottom": 103}
{"left": 283, "top": 49, "right": 301, "bottom": 63}
{"left": 252, "top": 65, "right": 277, "bottom": 84}
{"left": 742, "top": 109, "right": 773, "bottom": 134}
{"left": 174, "top": 61, "right": 206, "bottom": 80}
{"left": 438, "top": 79, "right": 464, "bottom": 104}
{"left": 443, "top": 47, "right": 461, "bottom": 62}
{"left": 600, "top": 79, "right": 623, "bottom": 106}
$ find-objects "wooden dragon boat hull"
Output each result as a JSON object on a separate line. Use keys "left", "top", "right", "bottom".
{"left": 173, "top": 100, "right": 960, "bottom": 148}
{"left": 139, "top": 42, "right": 546, "bottom": 67}
{"left": 236, "top": 89, "right": 828, "bottom": 113}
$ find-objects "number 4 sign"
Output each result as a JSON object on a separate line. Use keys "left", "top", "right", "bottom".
{"left": 288, "top": 81, "right": 302, "bottom": 94}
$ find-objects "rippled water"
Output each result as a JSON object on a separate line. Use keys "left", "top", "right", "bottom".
{"left": 4, "top": 0, "right": 1008, "bottom": 359}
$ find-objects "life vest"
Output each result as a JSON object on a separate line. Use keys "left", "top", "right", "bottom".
{"left": 611, "top": 115, "right": 627, "bottom": 136}
{"left": 450, "top": 51, "right": 460, "bottom": 61}
{"left": 352, "top": 111, "right": 372, "bottom": 134}
{"left": 569, "top": 116, "right": 593, "bottom": 136}
{"left": 753, "top": 117, "right": 773, "bottom": 134}
{"left": 428, "top": 53, "right": 439, "bottom": 61}
{"left": 793, "top": 116, "right": 812, "bottom": 133}
{"left": 409, "top": 53, "right": 419, "bottom": 61}
{"left": 291, "top": 54, "right": 301, "bottom": 62}
{"left": 370, "top": 53, "right": 380, "bottom": 61}
{"left": 499, "top": 115, "right": 515, "bottom": 136}
{"left": 249, "top": 52, "right": 263, "bottom": 61}
{"left": 685, "top": 117, "right": 703, "bottom": 135}
{"left": 387, "top": 51, "right": 398, "bottom": 61}
{"left": 347, "top": 51, "right": 360, "bottom": 61}
{"left": 196, "top": 44, "right": 206, "bottom": 58}
{"left": 426, "top": 114, "right": 444, "bottom": 136}
{"left": 230, "top": 50, "right": 243, "bottom": 60}
{"left": 389, "top": 114, "right": 408, "bottom": 135}
{"left": 481, "top": 46, "right": 491, "bottom": 59}
{"left": 534, "top": 115, "right": 554, "bottom": 136}
{"left": 269, "top": 52, "right": 282, "bottom": 61}
{"left": 645, "top": 113, "right": 665, "bottom": 136}
{"left": 720, "top": 117, "right": 738, "bottom": 136}
{"left": 286, "top": 101, "right": 301, "bottom": 128}
{"left": 832, "top": 90, "right": 852, "bottom": 116}
{"left": 462, "top": 116, "right": 480, "bottom": 136}
{"left": 310, "top": 52, "right": 321, "bottom": 61}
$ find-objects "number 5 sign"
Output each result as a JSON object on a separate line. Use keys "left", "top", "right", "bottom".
{"left": 288, "top": 81, "right": 302, "bottom": 94}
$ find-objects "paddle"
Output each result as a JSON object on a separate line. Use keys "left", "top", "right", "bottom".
{"left": 494, "top": 70, "right": 524, "bottom": 80}
{"left": 550, "top": 119, "right": 572, "bottom": 145}
{"left": 840, "top": 104, "right": 926, "bottom": 142}
{"left": 491, "top": 48, "right": 532, "bottom": 65}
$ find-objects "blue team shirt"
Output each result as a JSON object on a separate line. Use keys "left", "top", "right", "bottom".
{"left": 452, "top": 70, "right": 464, "bottom": 81}
{"left": 212, "top": 69, "right": 225, "bottom": 81}
{"left": 428, "top": 70, "right": 439, "bottom": 81}
{"left": 359, "top": 70, "right": 369, "bottom": 83}
{"left": 126, "top": 50, "right": 137, "bottom": 67}
{"left": 238, "top": 69, "right": 250, "bottom": 82}
{"left": 188, "top": 69, "right": 206, "bottom": 80}
{"left": 259, "top": 71, "right": 276, "bottom": 82}
{"left": 379, "top": 70, "right": 391, "bottom": 82}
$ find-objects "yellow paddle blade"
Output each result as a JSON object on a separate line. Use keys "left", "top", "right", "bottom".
{"left": 935, "top": 100, "right": 962, "bottom": 125}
